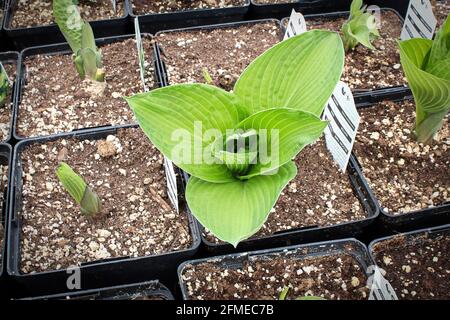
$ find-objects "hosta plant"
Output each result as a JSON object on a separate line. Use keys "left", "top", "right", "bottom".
{"left": 53, "top": 0, "right": 105, "bottom": 82}
{"left": 126, "top": 30, "right": 344, "bottom": 246}
{"left": 56, "top": 162, "right": 102, "bottom": 216}
{"left": 399, "top": 15, "right": 450, "bottom": 144}
{"left": 279, "top": 287, "right": 326, "bottom": 300}
{"left": 0, "top": 62, "right": 9, "bottom": 107}
{"left": 341, "top": 0, "right": 380, "bottom": 52}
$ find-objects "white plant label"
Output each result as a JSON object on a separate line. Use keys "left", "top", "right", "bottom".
{"left": 322, "top": 81, "right": 360, "bottom": 172}
{"left": 134, "top": 17, "right": 148, "bottom": 92}
{"left": 401, "top": 0, "right": 437, "bottom": 40}
{"left": 367, "top": 266, "right": 398, "bottom": 300}
{"left": 284, "top": 9, "right": 307, "bottom": 40}
{"left": 164, "top": 158, "right": 179, "bottom": 214}
{"left": 111, "top": 0, "right": 117, "bottom": 14}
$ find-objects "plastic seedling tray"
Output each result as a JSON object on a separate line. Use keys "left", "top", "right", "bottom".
{"left": 178, "top": 238, "right": 374, "bottom": 300}
{"left": 0, "top": 51, "right": 19, "bottom": 144}
{"left": 0, "top": 143, "right": 11, "bottom": 296}
{"left": 21, "top": 280, "right": 174, "bottom": 300}
{"left": 3, "top": 0, "right": 130, "bottom": 50}
{"left": 352, "top": 91, "right": 450, "bottom": 232}
{"left": 7, "top": 124, "right": 201, "bottom": 298}
{"left": 128, "top": 0, "right": 251, "bottom": 34}
{"left": 12, "top": 34, "right": 160, "bottom": 141}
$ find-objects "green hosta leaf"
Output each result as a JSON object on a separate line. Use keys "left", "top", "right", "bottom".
{"left": 297, "top": 296, "right": 327, "bottom": 301}
{"left": 0, "top": 62, "right": 9, "bottom": 107}
{"left": 53, "top": 0, "right": 83, "bottom": 52}
{"left": 126, "top": 84, "right": 248, "bottom": 183}
{"left": 279, "top": 287, "right": 290, "bottom": 300}
{"left": 349, "top": 0, "right": 363, "bottom": 18}
{"left": 234, "top": 30, "right": 344, "bottom": 117}
{"left": 81, "top": 21, "right": 97, "bottom": 52}
{"left": 56, "top": 162, "right": 101, "bottom": 216}
{"left": 235, "top": 108, "right": 327, "bottom": 179}
{"left": 399, "top": 16, "right": 450, "bottom": 143}
{"left": 186, "top": 161, "right": 297, "bottom": 247}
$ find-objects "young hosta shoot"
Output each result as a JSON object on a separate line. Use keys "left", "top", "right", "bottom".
{"left": 341, "top": 0, "right": 380, "bottom": 51}
{"left": 399, "top": 15, "right": 450, "bottom": 144}
{"left": 0, "top": 62, "right": 10, "bottom": 107}
{"left": 56, "top": 162, "right": 102, "bottom": 216}
{"left": 126, "top": 30, "right": 344, "bottom": 247}
{"left": 279, "top": 287, "right": 326, "bottom": 300}
{"left": 53, "top": 0, "right": 105, "bottom": 82}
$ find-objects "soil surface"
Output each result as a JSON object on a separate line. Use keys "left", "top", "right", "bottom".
{"left": 19, "top": 127, "right": 192, "bottom": 274}
{"left": 157, "top": 21, "right": 281, "bottom": 91}
{"left": 372, "top": 232, "right": 450, "bottom": 299}
{"left": 205, "top": 139, "right": 366, "bottom": 243}
{"left": 132, "top": 0, "right": 247, "bottom": 14}
{"left": 284, "top": 10, "right": 405, "bottom": 90}
{"left": 18, "top": 37, "right": 155, "bottom": 138}
{"left": 0, "top": 164, "right": 7, "bottom": 265}
{"left": 10, "top": 0, "right": 125, "bottom": 28}
{"left": 0, "top": 61, "right": 16, "bottom": 142}
{"left": 432, "top": 0, "right": 450, "bottom": 27}
{"left": 181, "top": 252, "right": 369, "bottom": 300}
{"left": 354, "top": 100, "right": 449, "bottom": 214}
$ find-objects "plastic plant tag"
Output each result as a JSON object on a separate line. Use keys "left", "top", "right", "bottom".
{"left": 322, "top": 81, "right": 360, "bottom": 172}
{"left": 164, "top": 157, "right": 179, "bottom": 214}
{"left": 110, "top": 0, "right": 116, "bottom": 14}
{"left": 283, "top": 9, "right": 307, "bottom": 40}
{"left": 367, "top": 265, "right": 398, "bottom": 300}
{"left": 134, "top": 17, "right": 148, "bottom": 92}
{"left": 401, "top": 0, "right": 437, "bottom": 40}
{"left": 0, "top": 61, "right": 11, "bottom": 108}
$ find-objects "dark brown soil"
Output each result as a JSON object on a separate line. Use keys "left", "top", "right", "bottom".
{"left": 354, "top": 100, "right": 449, "bottom": 215}
{"left": 10, "top": 0, "right": 125, "bottom": 28}
{"left": 181, "top": 252, "right": 369, "bottom": 300}
{"left": 205, "top": 139, "right": 366, "bottom": 243}
{"left": 18, "top": 37, "right": 155, "bottom": 138}
{"left": 291, "top": 10, "right": 405, "bottom": 90}
{"left": 0, "top": 61, "right": 16, "bottom": 142}
{"left": 372, "top": 231, "right": 450, "bottom": 299}
{"left": 132, "top": 0, "right": 246, "bottom": 14}
{"left": 432, "top": 0, "right": 450, "bottom": 28}
{"left": 19, "top": 127, "right": 192, "bottom": 274}
{"left": 157, "top": 21, "right": 281, "bottom": 91}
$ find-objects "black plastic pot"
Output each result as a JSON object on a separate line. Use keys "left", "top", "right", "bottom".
{"left": 129, "top": 0, "right": 251, "bottom": 35}
{"left": 279, "top": 8, "right": 408, "bottom": 95}
{"left": 0, "top": 51, "right": 19, "bottom": 144}
{"left": 12, "top": 34, "right": 160, "bottom": 141}
{"left": 21, "top": 280, "right": 174, "bottom": 300}
{"left": 352, "top": 92, "right": 450, "bottom": 233}
{"left": 0, "top": 143, "right": 11, "bottom": 295}
{"left": 3, "top": 0, "right": 130, "bottom": 50}
{"left": 249, "top": 0, "right": 410, "bottom": 20}
{"left": 7, "top": 124, "right": 201, "bottom": 298}
{"left": 178, "top": 238, "right": 374, "bottom": 300}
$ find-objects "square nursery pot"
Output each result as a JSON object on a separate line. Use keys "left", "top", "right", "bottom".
{"left": 3, "top": 0, "right": 130, "bottom": 50}
{"left": 0, "top": 51, "right": 19, "bottom": 144}
{"left": 352, "top": 91, "right": 450, "bottom": 232}
{"left": 21, "top": 280, "right": 174, "bottom": 300}
{"left": 178, "top": 238, "right": 375, "bottom": 300}
{"left": 0, "top": 143, "right": 11, "bottom": 295}
{"left": 7, "top": 125, "right": 201, "bottom": 298}
{"left": 13, "top": 34, "right": 160, "bottom": 141}
{"left": 369, "top": 224, "right": 450, "bottom": 300}
{"left": 128, "top": 0, "right": 251, "bottom": 34}
{"left": 281, "top": 8, "right": 408, "bottom": 95}
{"left": 154, "top": 18, "right": 378, "bottom": 255}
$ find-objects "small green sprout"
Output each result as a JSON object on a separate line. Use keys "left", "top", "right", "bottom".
{"left": 0, "top": 62, "right": 10, "bottom": 107}
{"left": 56, "top": 162, "right": 102, "bottom": 216}
{"left": 279, "top": 287, "right": 326, "bottom": 300}
{"left": 399, "top": 15, "right": 450, "bottom": 144}
{"left": 341, "top": 0, "right": 380, "bottom": 52}
{"left": 202, "top": 67, "right": 213, "bottom": 85}
{"left": 53, "top": 0, "right": 105, "bottom": 82}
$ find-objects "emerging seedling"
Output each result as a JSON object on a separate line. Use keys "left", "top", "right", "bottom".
{"left": 56, "top": 162, "right": 102, "bottom": 216}
{"left": 53, "top": 0, "right": 105, "bottom": 82}
{"left": 126, "top": 30, "right": 344, "bottom": 247}
{"left": 202, "top": 67, "right": 213, "bottom": 85}
{"left": 341, "top": 0, "right": 380, "bottom": 52}
{"left": 0, "top": 62, "right": 10, "bottom": 107}
{"left": 399, "top": 15, "right": 450, "bottom": 144}
{"left": 279, "top": 287, "right": 326, "bottom": 300}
